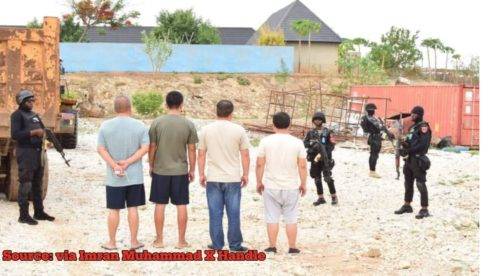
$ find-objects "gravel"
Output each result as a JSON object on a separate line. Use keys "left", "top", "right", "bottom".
{"left": 0, "top": 119, "right": 479, "bottom": 274}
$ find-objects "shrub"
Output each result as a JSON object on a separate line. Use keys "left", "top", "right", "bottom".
{"left": 236, "top": 76, "right": 251, "bottom": 86}
{"left": 217, "top": 73, "right": 233, "bottom": 81}
{"left": 142, "top": 30, "right": 172, "bottom": 73}
{"left": 132, "top": 92, "right": 164, "bottom": 116}
{"left": 193, "top": 75, "right": 203, "bottom": 84}
{"left": 61, "top": 90, "right": 79, "bottom": 100}
{"left": 258, "top": 25, "right": 285, "bottom": 46}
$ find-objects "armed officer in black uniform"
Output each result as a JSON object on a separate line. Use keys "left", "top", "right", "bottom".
{"left": 304, "top": 112, "right": 338, "bottom": 206}
{"left": 394, "top": 106, "right": 431, "bottom": 219}
{"left": 10, "top": 90, "right": 55, "bottom": 225}
{"left": 360, "top": 103, "right": 394, "bottom": 178}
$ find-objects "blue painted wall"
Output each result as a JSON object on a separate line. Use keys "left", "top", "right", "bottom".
{"left": 60, "top": 43, "right": 294, "bottom": 73}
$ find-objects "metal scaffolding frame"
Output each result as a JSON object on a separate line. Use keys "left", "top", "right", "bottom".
{"left": 245, "top": 83, "right": 390, "bottom": 140}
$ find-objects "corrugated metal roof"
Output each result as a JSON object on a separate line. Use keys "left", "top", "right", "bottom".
{"left": 86, "top": 26, "right": 153, "bottom": 43}
{"left": 217, "top": 27, "right": 255, "bottom": 45}
{"left": 0, "top": 25, "right": 255, "bottom": 44}
{"left": 85, "top": 26, "right": 254, "bottom": 44}
{"left": 248, "top": 0, "right": 342, "bottom": 44}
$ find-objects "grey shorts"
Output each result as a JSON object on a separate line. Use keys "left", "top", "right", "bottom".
{"left": 263, "top": 188, "right": 300, "bottom": 224}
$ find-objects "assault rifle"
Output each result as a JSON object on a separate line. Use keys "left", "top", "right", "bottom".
{"left": 386, "top": 113, "right": 411, "bottom": 180}
{"left": 34, "top": 115, "right": 71, "bottom": 167}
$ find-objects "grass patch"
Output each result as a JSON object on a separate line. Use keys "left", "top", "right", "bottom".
{"left": 61, "top": 90, "right": 79, "bottom": 100}
{"left": 193, "top": 75, "right": 203, "bottom": 84}
{"left": 236, "top": 76, "right": 251, "bottom": 86}
{"left": 217, "top": 73, "right": 233, "bottom": 81}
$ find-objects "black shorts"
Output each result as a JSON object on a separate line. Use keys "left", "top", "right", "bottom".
{"left": 150, "top": 174, "right": 189, "bottom": 205}
{"left": 106, "top": 184, "right": 146, "bottom": 209}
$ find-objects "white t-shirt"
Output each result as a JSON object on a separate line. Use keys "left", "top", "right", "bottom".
{"left": 198, "top": 120, "right": 250, "bottom": 182}
{"left": 257, "top": 133, "right": 307, "bottom": 190}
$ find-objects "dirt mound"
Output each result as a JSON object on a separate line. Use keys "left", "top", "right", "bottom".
{"left": 66, "top": 73, "right": 344, "bottom": 119}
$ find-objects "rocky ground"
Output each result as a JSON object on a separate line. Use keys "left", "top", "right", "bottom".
{"left": 0, "top": 119, "right": 479, "bottom": 275}
{"left": 65, "top": 72, "right": 345, "bottom": 119}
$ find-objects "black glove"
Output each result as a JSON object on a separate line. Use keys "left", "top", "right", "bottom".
{"left": 400, "top": 148, "right": 409, "bottom": 157}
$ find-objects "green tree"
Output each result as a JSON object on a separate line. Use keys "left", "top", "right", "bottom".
{"left": 442, "top": 45, "right": 454, "bottom": 71}
{"left": 431, "top": 38, "right": 444, "bottom": 75}
{"left": 26, "top": 18, "right": 42, "bottom": 28}
{"left": 337, "top": 40, "right": 388, "bottom": 85}
{"left": 379, "top": 26, "right": 422, "bottom": 71}
{"left": 142, "top": 31, "right": 172, "bottom": 73}
{"left": 69, "top": 0, "right": 140, "bottom": 42}
{"left": 452, "top": 53, "right": 462, "bottom": 71}
{"left": 351, "top": 37, "right": 369, "bottom": 77}
{"left": 291, "top": 19, "right": 321, "bottom": 71}
{"left": 338, "top": 39, "right": 355, "bottom": 60}
{"left": 421, "top": 38, "right": 443, "bottom": 79}
{"left": 421, "top": 38, "right": 435, "bottom": 74}
{"left": 467, "top": 56, "right": 479, "bottom": 84}
{"left": 197, "top": 22, "right": 221, "bottom": 44}
{"left": 368, "top": 41, "right": 392, "bottom": 70}
{"left": 153, "top": 9, "right": 220, "bottom": 44}
{"left": 61, "top": 14, "right": 86, "bottom": 42}
{"left": 352, "top": 37, "right": 368, "bottom": 55}
{"left": 442, "top": 46, "right": 454, "bottom": 80}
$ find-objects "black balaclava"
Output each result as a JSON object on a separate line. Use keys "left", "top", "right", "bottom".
{"left": 411, "top": 106, "right": 424, "bottom": 123}
{"left": 367, "top": 110, "right": 375, "bottom": 116}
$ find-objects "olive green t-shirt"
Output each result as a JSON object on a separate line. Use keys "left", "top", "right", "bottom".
{"left": 149, "top": 114, "right": 199, "bottom": 175}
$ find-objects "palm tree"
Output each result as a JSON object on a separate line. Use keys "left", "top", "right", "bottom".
{"left": 352, "top": 37, "right": 368, "bottom": 77}
{"left": 292, "top": 19, "right": 321, "bottom": 72}
{"left": 452, "top": 53, "right": 462, "bottom": 81}
{"left": 443, "top": 46, "right": 454, "bottom": 80}
{"left": 291, "top": 20, "right": 306, "bottom": 72}
{"left": 421, "top": 39, "right": 435, "bottom": 78}
{"left": 432, "top": 39, "right": 444, "bottom": 78}
{"left": 452, "top": 53, "right": 461, "bottom": 70}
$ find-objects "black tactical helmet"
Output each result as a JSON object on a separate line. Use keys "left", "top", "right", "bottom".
{"left": 411, "top": 106, "right": 424, "bottom": 117}
{"left": 365, "top": 103, "right": 377, "bottom": 111}
{"left": 16, "top": 89, "right": 35, "bottom": 105}
{"left": 312, "top": 112, "right": 326, "bottom": 123}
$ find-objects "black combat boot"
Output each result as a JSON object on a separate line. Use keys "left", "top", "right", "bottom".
{"left": 19, "top": 207, "right": 38, "bottom": 225}
{"left": 415, "top": 209, "right": 430, "bottom": 219}
{"left": 394, "top": 204, "right": 413, "bottom": 215}
{"left": 313, "top": 197, "right": 326, "bottom": 206}
{"left": 34, "top": 210, "right": 55, "bottom": 221}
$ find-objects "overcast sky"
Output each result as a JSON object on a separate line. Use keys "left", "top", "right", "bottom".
{"left": 1, "top": 0, "right": 484, "bottom": 65}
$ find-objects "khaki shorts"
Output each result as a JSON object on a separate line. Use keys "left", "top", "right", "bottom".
{"left": 263, "top": 188, "right": 300, "bottom": 224}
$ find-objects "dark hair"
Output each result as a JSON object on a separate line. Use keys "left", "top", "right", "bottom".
{"left": 216, "top": 100, "right": 234, "bottom": 117}
{"left": 272, "top": 112, "right": 291, "bottom": 129}
{"left": 166, "top": 91, "right": 184, "bottom": 109}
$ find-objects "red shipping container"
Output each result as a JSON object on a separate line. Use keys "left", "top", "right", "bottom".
{"left": 350, "top": 85, "right": 479, "bottom": 147}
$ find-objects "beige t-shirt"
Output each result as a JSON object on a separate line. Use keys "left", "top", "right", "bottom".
{"left": 198, "top": 120, "right": 250, "bottom": 182}
{"left": 257, "top": 133, "right": 307, "bottom": 190}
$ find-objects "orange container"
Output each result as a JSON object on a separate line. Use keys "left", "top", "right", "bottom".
{"left": 350, "top": 85, "right": 479, "bottom": 147}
